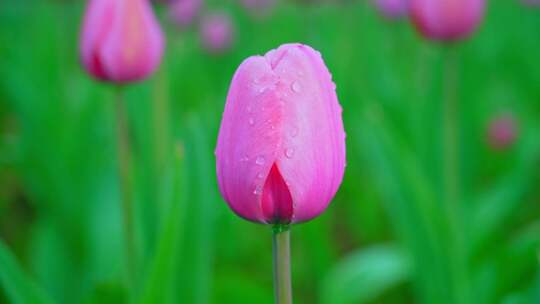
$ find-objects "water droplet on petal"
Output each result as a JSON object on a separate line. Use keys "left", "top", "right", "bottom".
{"left": 240, "top": 155, "right": 249, "bottom": 162}
{"left": 253, "top": 186, "right": 262, "bottom": 195}
{"left": 257, "top": 172, "right": 265, "bottom": 179}
{"left": 253, "top": 77, "right": 260, "bottom": 84}
{"left": 249, "top": 117, "right": 255, "bottom": 126}
{"left": 285, "top": 148, "right": 295, "bottom": 159}
{"left": 255, "top": 156, "right": 265, "bottom": 165}
{"left": 258, "top": 87, "right": 265, "bottom": 94}
{"left": 291, "top": 81, "right": 302, "bottom": 93}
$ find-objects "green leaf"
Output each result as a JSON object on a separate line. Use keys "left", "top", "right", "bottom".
{"left": 139, "top": 142, "right": 186, "bottom": 304}
{"left": 321, "top": 244, "right": 410, "bottom": 304}
{"left": 0, "top": 240, "right": 55, "bottom": 304}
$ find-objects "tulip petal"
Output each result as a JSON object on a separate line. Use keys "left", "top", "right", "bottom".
{"left": 266, "top": 44, "right": 346, "bottom": 223}
{"left": 101, "top": 0, "right": 164, "bottom": 82}
{"left": 216, "top": 55, "right": 282, "bottom": 223}
{"left": 80, "top": 0, "right": 117, "bottom": 80}
{"left": 261, "top": 164, "right": 293, "bottom": 223}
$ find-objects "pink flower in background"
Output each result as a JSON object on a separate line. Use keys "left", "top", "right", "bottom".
{"left": 375, "top": 0, "right": 409, "bottom": 19}
{"left": 168, "top": 0, "right": 202, "bottom": 28}
{"left": 215, "top": 43, "right": 346, "bottom": 224}
{"left": 240, "top": 0, "right": 276, "bottom": 18}
{"left": 487, "top": 114, "right": 518, "bottom": 150}
{"left": 410, "top": 0, "right": 485, "bottom": 41}
{"left": 200, "top": 12, "right": 235, "bottom": 54}
{"left": 521, "top": 0, "right": 540, "bottom": 6}
{"left": 79, "top": 0, "right": 164, "bottom": 83}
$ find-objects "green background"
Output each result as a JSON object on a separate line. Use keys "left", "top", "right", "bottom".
{"left": 0, "top": 0, "right": 539, "bottom": 303}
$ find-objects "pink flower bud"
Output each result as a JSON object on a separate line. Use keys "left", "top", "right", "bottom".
{"left": 168, "top": 0, "right": 202, "bottom": 28}
{"left": 215, "top": 43, "right": 346, "bottom": 224}
{"left": 410, "top": 0, "right": 485, "bottom": 42}
{"left": 521, "top": 0, "right": 540, "bottom": 7}
{"left": 375, "top": 0, "right": 409, "bottom": 19}
{"left": 79, "top": 0, "right": 165, "bottom": 83}
{"left": 487, "top": 114, "right": 518, "bottom": 151}
{"left": 241, "top": 0, "right": 276, "bottom": 18}
{"left": 199, "top": 12, "right": 234, "bottom": 54}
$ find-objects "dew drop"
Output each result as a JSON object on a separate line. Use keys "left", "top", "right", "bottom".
{"left": 258, "top": 87, "right": 265, "bottom": 94}
{"left": 253, "top": 77, "right": 260, "bottom": 84}
{"left": 257, "top": 172, "right": 265, "bottom": 179}
{"left": 285, "top": 148, "right": 295, "bottom": 159}
{"left": 291, "top": 81, "right": 302, "bottom": 93}
{"left": 255, "top": 156, "right": 265, "bottom": 165}
{"left": 248, "top": 117, "right": 255, "bottom": 126}
{"left": 253, "top": 186, "right": 262, "bottom": 195}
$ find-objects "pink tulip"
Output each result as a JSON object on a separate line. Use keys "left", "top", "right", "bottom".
{"left": 168, "top": 0, "right": 202, "bottom": 28}
{"left": 199, "top": 12, "right": 234, "bottom": 54}
{"left": 215, "top": 43, "right": 346, "bottom": 224}
{"left": 79, "top": 0, "right": 165, "bottom": 83}
{"left": 521, "top": 0, "right": 540, "bottom": 6}
{"left": 487, "top": 114, "right": 518, "bottom": 150}
{"left": 375, "top": 0, "right": 409, "bottom": 19}
{"left": 241, "top": 0, "right": 276, "bottom": 18}
{"left": 410, "top": 0, "right": 485, "bottom": 41}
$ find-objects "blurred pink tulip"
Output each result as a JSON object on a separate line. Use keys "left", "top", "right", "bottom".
{"left": 521, "top": 0, "right": 540, "bottom": 6}
{"left": 487, "top": 114, "right": 518, "bottom": 150}
{"left": 168, "top": 0, "right": 202, "bottom": 28}
{"left": 79, "top": 0, "right": 164, "bottom": 83}
{"left": 215, "top": 43, "right": 346, "bottom": 224}
{"left": 375, "top": 0, "right": 409, "bottom": 19}
{"left": 410, "top": 0, "right": 485, "bottom": 41}
{"left": 240, "top": 0, "right": 276, "bottom": 18}
{"left": 200, "top": 12, "right": 234, "bottom": 54}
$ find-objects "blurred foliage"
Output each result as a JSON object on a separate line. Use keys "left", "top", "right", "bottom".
{"left": 0, "top": 0, "right": 540, "bottom": 303}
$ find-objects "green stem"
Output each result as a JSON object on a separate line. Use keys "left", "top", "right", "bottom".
{"left": 442, "top": 47, "right": 469, "bottom": 304}
{"left": 115, "top": 88, "right": 137, "bottom": 302}
{"left": 272, "top": 225, "right": 292, "bottom": 304}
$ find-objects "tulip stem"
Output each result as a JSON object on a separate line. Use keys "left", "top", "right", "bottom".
{"left": 272, "top": 225, "right": 292, "bottom": 304}
{"left": 442, "top": 47, "right": 469, "bottom": 304}
{"left": 114, "top": 88, "right": 137, "bottom": 302}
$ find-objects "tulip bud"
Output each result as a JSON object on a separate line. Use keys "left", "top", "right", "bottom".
{"left": 521, "top": 0, "right": 540, "bottom": 7}
{"left": 375, "top": 0, "right": 409, "bottom": 20}
{"left": 240, "top": 0, "right": 276, "bottom": 18}
{"left": 199, "top": 12, "right": 234, "bottom": 54}
{"left": 215, "top": 43, "right": 346, "bottom": 224}
{"left": 79, "top": 0, "right": 165, "bottom": 83}
{"left": 168, "top": 0, "right": 202, "bottom": 28}
{"left": 410, "top": 0, "right": 485, "bottom": 42}
{"left": 487, "top": 114, "right": 518, "bottom": 151}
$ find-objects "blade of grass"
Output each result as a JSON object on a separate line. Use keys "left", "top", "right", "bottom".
{"left": 0, "top": 240, "right": 55, "bottom": 304}
{"left": 321, "top": 244, "right": 410, "bottom": 304}
{"left": 139, "top": 142, "right": 185, "bottom": 304}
